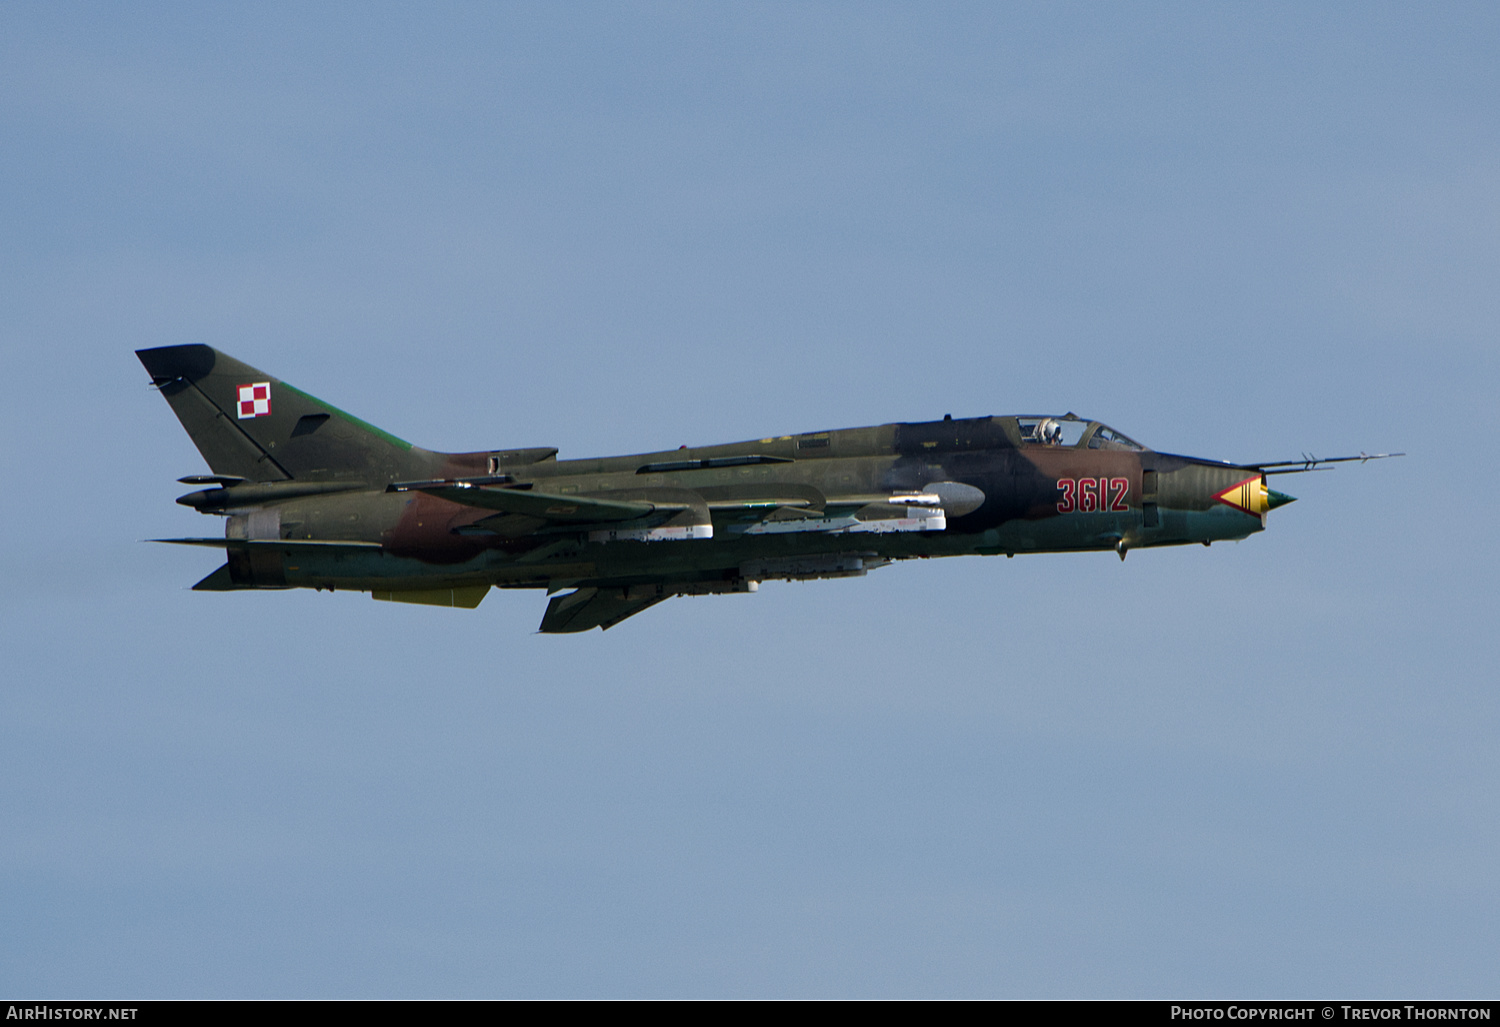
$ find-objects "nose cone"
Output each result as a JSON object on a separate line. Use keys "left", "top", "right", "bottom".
{"left": 1211, "top": 473, "right": 1294, "bottom": 519}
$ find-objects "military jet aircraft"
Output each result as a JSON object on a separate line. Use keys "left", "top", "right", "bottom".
{"left": 139, "top": 345, "right": 1399, "bottom": 633}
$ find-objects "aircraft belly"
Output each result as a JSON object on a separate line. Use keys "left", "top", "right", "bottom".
{"left": 1162, "top": 506, "right": 1264, "bottom": 544}
{"left": 985, "top": 512, "right": 1142, "bottom": 552}
{"left": 277, "top": 548, "right": 526, "bottom": 591}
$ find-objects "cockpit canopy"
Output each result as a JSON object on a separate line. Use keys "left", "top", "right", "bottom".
{"left": 1016, "top": 416, "right": 1145, "bottom": 451}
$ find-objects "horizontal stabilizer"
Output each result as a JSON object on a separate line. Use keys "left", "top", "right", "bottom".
{"left": 191, "top": 563, "right": 245, "bottom": 591}
{"left": 152, "top": 537, "right": 383, "bottom": 551}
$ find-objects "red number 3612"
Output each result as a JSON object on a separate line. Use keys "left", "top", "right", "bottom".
{"left": 1056, "top": 477, "right": 1130, "bottom": 513}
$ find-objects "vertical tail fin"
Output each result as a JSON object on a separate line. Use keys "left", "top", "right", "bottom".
{"left": 136, "top": 345, "right": 438, "bottom": 483}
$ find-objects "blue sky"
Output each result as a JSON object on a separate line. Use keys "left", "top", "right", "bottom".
{"left": 2, "top": 2, "right": 1496, "bottom": 997}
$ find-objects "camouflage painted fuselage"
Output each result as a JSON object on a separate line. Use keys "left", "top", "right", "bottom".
{"left": 140, "top": 346, "right": 1287, "bottom": 632}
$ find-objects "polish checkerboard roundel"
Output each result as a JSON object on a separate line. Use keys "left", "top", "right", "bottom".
{"left": 237, "top": 382, "right": 271, "bottom": 419}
